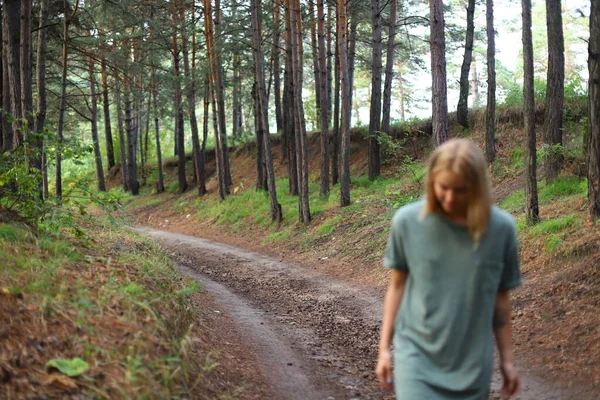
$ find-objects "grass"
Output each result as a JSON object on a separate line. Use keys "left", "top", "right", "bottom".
{"left": 529, "top": 215, "right": 577, "bottom": 235}
{"left": 500, "top": 189, "right": 525, "bottom": 213}
{"left": 538, "top": 176, "right": 587, "bottom": 203}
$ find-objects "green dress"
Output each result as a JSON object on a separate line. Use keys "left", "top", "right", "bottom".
{"left": 384, "top": 200, "right": 521, "bottom": 400}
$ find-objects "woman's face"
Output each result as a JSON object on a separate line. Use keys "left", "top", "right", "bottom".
{"left": 432, "top": 170, "right": 472, "bottom": 218}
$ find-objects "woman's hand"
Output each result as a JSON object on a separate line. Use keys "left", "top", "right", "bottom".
{"left": 376, "top": 349, "right": 394, "bottom": 391}
{"left": 499, "top": 361, "right": 520, "bottom": 398}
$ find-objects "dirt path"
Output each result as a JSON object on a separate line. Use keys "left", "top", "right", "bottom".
{"left": 136, "top": 227, "right": 594, "bottom": 400}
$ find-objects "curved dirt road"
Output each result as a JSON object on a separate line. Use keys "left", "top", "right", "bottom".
{"left": 136, "top": 227, "right": 593, "bottom": 400}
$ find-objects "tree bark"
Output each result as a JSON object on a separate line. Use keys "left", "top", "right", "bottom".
{"left": 588, "top": 0, "right": 600, "bottom": 218}
{"left": 4, "top": 0, "right": 21, "bottom": 148}
{"left": 272, "top": 0, "right": 283, "bottom": 134}
{"left": 381, "top": 0, "right": 397, "bottom": 138}
{"left": 251, "top": 0, "right": 282, "bottom": 222}
{"left": 151, "top": 65, "right": 165, "bottom": 194}
{"left": 310, "top": 0, "right": 321, "bottom": 128}
{"left": 522, "top": 0, "right": 539, "bottom": 224}
{"left": 101, "top": 58, "right": 115, "bottom": 171}
{"left": 457, "top": 0, "right": 475, "bottom": 129}
{"left": 317, "top": 0, "right": 329, "bottom": 197}
{"left": 124, "top": 64, "right": 139, "bottom": 195}
{"left": 253, "top": 81, "right": 266, "bottom": 190}
{"left": 180, "top": 6, "right": 202, "bottom": 194}
{"left": 232, "top": 52, "right": 242, "bottom": 138}
{"left": 34, "top": 0, "right": 49, "bottom": 198}
{"left": 368, "top": 0, "right": 383, "bottom": 181}
{"left": 88, "top": 56, "right": 106, "bottom": 192}
{"left": 20, "top": 0, "right": 32, "bottom": 158}
{"left": 544, "top": 0, "right": 565, "bottom": 180}
{"left": 338, "top": 0, "right": 351, "bottom": 207}
{"left": 331, "top": 18, "right": 340, "bottom": 187}
{"left": 289, "top": 0, "right": 311, "bottom": 223}
{"left": 171, "top": 25, "right": 187, "bottom": 194}
{"left": 114, "top": 68, "right": 128, "bottom": 191}
{"left": 430, "top": 0, "right": 448, "bottom": 147}
{"left": 485, "top": 0, "right": 496, "bottom": 164}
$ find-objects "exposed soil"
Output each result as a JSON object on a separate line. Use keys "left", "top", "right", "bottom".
{"left": 136, "top": 226, "right": 599, "bottom": 400}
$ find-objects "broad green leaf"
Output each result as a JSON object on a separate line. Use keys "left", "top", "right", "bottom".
{"left": 46, "top": 358, "right": 89, "bottom": 377}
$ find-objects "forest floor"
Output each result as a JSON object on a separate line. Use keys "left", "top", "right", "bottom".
{"left": 124, "top": 120, "right": 600, "bottom": 399}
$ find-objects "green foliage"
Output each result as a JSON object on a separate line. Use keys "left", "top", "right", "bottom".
{"left": 262, "top": 230, "right": 291, "bottom": 244}
{"left": 0, "top": 224, "right": 32, "bottom": 242}
{"left": 538, "top": 176, "right": 586, "bottom": 203}
{"left": 529, "top": 215, "right": 576, "bottom": 235}
{"left": 500, "top": 189, "right": 525, "bottom": 214}
{"left": 538, "top": 143, "right": 564, "bottom": 162}
{"left": 545, "top": 234, "right": 563, "bottom": 254}
{"left": 46, "top": 358, "right": 90, "bottom": 377}
{"left": 317, "top": 216, "right": 343, "bottom": 236}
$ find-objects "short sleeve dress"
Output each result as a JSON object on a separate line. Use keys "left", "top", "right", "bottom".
{"left": 383, "top": 200, "right": 521, "bottom": 400}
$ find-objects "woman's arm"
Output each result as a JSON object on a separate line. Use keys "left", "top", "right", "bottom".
{"left": 376, "top": 269, "right": 408, "bottom": 391}
{"left": 493, "top": 290, "right": 520, "bottom": 398}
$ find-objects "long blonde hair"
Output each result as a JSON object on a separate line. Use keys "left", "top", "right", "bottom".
{"left": 422, "top": 139, "right": 491, "bottom": 242}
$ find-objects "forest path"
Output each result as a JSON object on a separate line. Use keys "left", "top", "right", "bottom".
{"left": 135, "top": 226, "right": 590, "bottom": 400}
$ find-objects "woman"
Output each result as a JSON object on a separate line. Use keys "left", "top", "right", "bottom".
{"left": 376, "top": 139, "right": 521, "bottom": 399}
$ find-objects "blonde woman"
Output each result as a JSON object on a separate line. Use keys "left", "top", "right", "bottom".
{"left": 376, "top": 139, "right": 521, "bottom": 399}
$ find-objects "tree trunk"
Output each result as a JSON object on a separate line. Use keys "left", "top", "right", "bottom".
{"left": 348, "top": 18, "right": 358, "bottom": 116}
{"left": 253, "top": 81, "right": 266, "bottom": 190}
{"left": 485, "top": 0, "right": 496, "bottom": 164}
{"left": 211, "top": 82, "right": 226, "bottom": 201}
{"left": 180, "top": 6, "right": 202, "bottom": 194}
{"left": 470, "top": 55, "right": 480, "bottom": 106}
{"left": 338, "top": 0, "right": 351, "bottom": 207}
{"left": 251, "top": 0, "right": 282, "bottom": 222}
{"left": 522, "top": 0, "right": 539, "bottom": 224}
{"left": 88, "top": 56, "right": 106, "bottom": 192}
{"left": 4, "top": 0, "right": 21, "bottom": 148}
{"left": 101, "top": 58, "right": 115, "bottom": 171}
{"left": 544, "top": 0, "right": 565, "bottom": 180}
{"left": 381, "top": 0, "right": 397, "bottom": 138}
{"left": 232, "top": 52, "right": 242, "bottom": 138}
{"left": 114, "top": 68, "right": 128, "bottom": 190}
{"left": 289, "top": 0, "right": 311, "bottom": 223}
{"left": 368, "top": 0, "right": 383, "bottom": 181}
{"left": 21, "top": 0, "right": 33, "bottom": 160}
{"left": 317, "top": 0, "right": 329, "bottom": 197}
{"left": 327, "top": 2, "right": 334, "bottom": 128}
{"left": 588, "top": 0, "right": 600, "bottom": 218}
{"left": 56, "top": 0, "right": 73, "bottom": 199}
{"left": 272, "top": 0, "right": 283, "bottom": 134}
{"left": 34, "top": 0, "right": 49, "bottom": 198}
{"left": 172, "top": 30, "right": 187, "bottom": 194}
{"left": 310, "top": 0, "right": 321, "bottom": 128}
{"left": 200, "top": 77, "right": 209, "bottom": 196}
{"left": 124, "top": 69, "right": 139, "bottom": 195}
{"left": 2, "top": 32, "right": 13, "bottom": 153}
{"left": 331, "top": 15, "right": 340, "bottom": 186}
{"left": 151, "top": 65, "right": 165, "bottom": 194}
{"left": 457, "top": 0, "right": 475, "bottom": 129}
{"left": 283, "top": 0, "right": 297, "bottom": 194}
{"left": 430, "top": 0, "right": 448, "bottom": 147}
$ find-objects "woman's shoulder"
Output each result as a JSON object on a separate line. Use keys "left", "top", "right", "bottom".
{"left": 490, "top": 206, "right": 517, "bottom": 232}
{"left": 392, "top": 199, "right": 426, "bottom": 224}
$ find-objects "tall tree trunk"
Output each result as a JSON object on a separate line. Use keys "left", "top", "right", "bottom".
{"left": 200, "top": 77, "right": 209, "bottom": 196}
{"left": 338, "top": 0, "right": 351, "bottom": 206}
{"left": 289, "top": 0, "right": 311, "bottom": 223}
{"left": 272, "top": 0, "right": 283, "bottom": 135}
{"left": 470, "top": 55, "right": 480, "bottom": 106}
{"left": 124, "top": 68, "right": 139, "bottom": 195}
{"left": 4, "top": 0, "right": 21, "bottom": 148}
{"left": 522, "top": 0, "right": 539, "bottom": 224}
{"left": 2, "top": 30, "right": 12, "bottom": 153}
{"left": 485, "top": 0, "right": 496, "bottom": 164}
{"left": 544, "top": 0, "right": 565, "bottom": 180}
{"left": 457, "top": 0, "right": 475, "bottom": 129}
{"left": 310, "top": 0, "right": 321, "bottom": 128}
{"left": 172, "top": 30, "right": 187, "bottom": 194}
{"left": 180, "top": 6, "right": 201, "bottom": 193}
{"left": 56, "top": 0, "right": 74, "bottom": 199}
{"left": 368, "top": 0, "right": 383, "bottom": 181}
{"left": 101, "top": 58, "right": 115, "bottom": 171}
{"left": 317, "top": 0, "right": 329, "bottom": 197}
{"left": 34, "top": 0, "right": 49, "bottom": 198}
{"left": 331, "top": 16, "right": 340, "bottom": 186}
{"left": 21, "top": 0, "right": 32, "bottom": 159}
{"left": 211, "top": 82, "right": 226, "bottom": 201}
{"left": 114, "top": 68, "right": 128, "bottom": 190}
{"left": 251, "top": 0, "right": 282, "bottom": 222}
{"left": 588, "top": 0, "right": 600, "bottom": 218}
{"left": 283, "top": 0, "right": 297, "bottom": 194}
{"left": 430, "top": 0, "right": 448, "bottom": 147}
{"left": 88, "top": 56, "right": 106, "bottom": 192}
{"left": 253, "top": 81, "right": 266, "bottom": 190}
{"left": 232, "top": 52, "right": 242, "bottom": 138}
{"left": 151, "top": 65, "right": 165, "bottom": 193}
{"left": 348, "top": 18, "right": 358, "bottom": 116}
{"left": 327, "top": 2, "right": 334, "bottom": 128}
{"left": 381, "top": 0, "right": 397, "bottom": 138}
